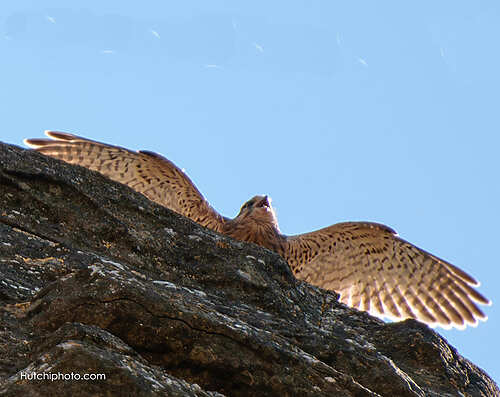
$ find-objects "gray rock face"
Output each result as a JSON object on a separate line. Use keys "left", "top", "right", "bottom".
{"left": 0, "top": 141, "right": 498, "bottom": 397}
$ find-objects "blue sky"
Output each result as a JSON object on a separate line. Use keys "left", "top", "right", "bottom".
{"left": 2, "top": 0, "right": 499, "bottom": 383}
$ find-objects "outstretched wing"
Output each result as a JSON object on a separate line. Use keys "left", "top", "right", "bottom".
{"left": 25, "top": 131, "right": 226, "bottom": 232}
{"left": 285, "top": 222, "right": 490, "bottom": 329}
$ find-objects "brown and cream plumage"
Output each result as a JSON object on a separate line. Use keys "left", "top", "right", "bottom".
{"left": 24, "top": 131, "right": 491, "bottom": 329}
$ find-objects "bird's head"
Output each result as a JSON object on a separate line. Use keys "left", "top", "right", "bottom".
{"left": 235, "top": 195, "right": 280, "bottom": 231}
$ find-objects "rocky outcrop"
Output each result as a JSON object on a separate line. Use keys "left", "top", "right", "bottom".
{"left": 0, "top": 141, "right": 498, "bottom": 397}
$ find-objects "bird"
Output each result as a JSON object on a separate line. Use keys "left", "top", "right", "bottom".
{"left": 24, "top": 131, "right": 491, "bottom": 329}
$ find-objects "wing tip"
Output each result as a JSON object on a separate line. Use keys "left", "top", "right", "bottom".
{"left": 44, "top": 130, "right": 76, "bottom": 141}
{"left": 469, "top": 289, "right": 491, "bottom": 306}
{"left": 24, "top": 130, "right": 75, "bottom": 148}
{"left": 23, "top": 137, "right": 50, "bottom": 148}
{"left": 23, "top": 138, "right": 34, "bottom": 147}
{"left": 368, "top": 305, "right": 489, "bottom": 330}
{"left": 444, "top": 261, "right": 482, "bottom": 286}
{"left": 476, "top": 295, "right": 492, "bottom": 306}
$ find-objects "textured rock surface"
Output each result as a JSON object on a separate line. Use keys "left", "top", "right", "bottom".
{"left": 0, "top": 141, "right": 498, "bottom": 397}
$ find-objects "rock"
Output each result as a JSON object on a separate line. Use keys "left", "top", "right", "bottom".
{"left": 0, "top": 141, "right": 498, "bottom": 397}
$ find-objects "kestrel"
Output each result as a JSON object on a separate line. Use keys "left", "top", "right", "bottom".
{"left": 24, "top": 131, "right": 491, "bottom": 329}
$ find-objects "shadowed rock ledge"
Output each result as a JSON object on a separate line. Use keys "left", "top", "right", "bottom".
{"left": 0, "top": 141, "right": 498, "bottom": 397}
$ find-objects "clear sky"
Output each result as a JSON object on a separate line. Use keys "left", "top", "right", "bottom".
{"left": 2, "top": 0, "right": 499, "bottom": 383}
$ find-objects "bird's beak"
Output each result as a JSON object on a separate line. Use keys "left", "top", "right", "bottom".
{"left": 256, "top": 196, "right": 270, "bottom": 209}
